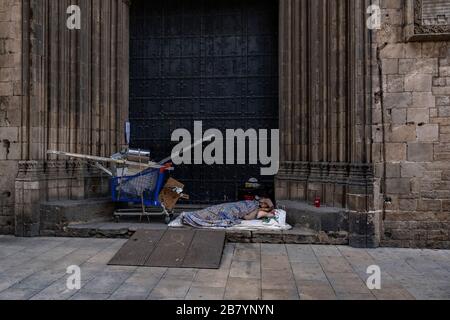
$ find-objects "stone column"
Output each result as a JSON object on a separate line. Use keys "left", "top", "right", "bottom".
{"left": 14, "top": 0, "right": 129, "bottom": 236}
{"left": 277, "top": 0, "right": 378, "bottom": 247}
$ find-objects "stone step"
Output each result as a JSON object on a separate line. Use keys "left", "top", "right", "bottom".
{"left": 40, "top": 198, "right": 116, "bottom": 237}
{"left": 63, "top": 221, "right": 348, "bottom": 245}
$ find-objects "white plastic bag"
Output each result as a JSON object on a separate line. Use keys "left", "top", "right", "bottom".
{"left": 274, "top": 209, "right": 286, "bottom": 226}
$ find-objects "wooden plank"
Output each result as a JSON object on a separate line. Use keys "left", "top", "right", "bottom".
{"left": 182, "top": 231, "right": 226, "bottom": 269}
{"left": 144, "top": 229, "right": 196, "bottom": 268}
{"left": 108, "top": 230, "right": 165, "bottom": 266}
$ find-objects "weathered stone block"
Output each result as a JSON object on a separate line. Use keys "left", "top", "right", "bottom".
{"left": 412, "top": 92, "right": 435, "bottom": 108}
{"left": 407, "top": 143, "right": 434, "bottom": 162}
{"left": 418, "top": 200, "right": 442, "bottom": 212}
{"left": 398, "top": 198, "right": 417, "bottom": 211}
{"left": 407, "top": 108, "right": 429, "bottom": 124}
{"left": 386, "top": 163, "right": 401, "bottom": 178}
{"left": 386, "top": 143, "right": 407, "bottom": 161}
{"left": 401, "top": 162, "right": 425, "bottom": 178}
{"left": 385, "top": 178, "right": 411, "bottom": 195}
{"left": 399, "top": 58, "right": 437, "bottom": 75}
{"left": 385, "top": 93, "right": 412, "bottom": 108}
{"left": 386, "top": 75, "right": 404, "bottom": 92}
{"left": 405, "top": 74, "right": 432, "bottom": 92}
{"left": 439, "top": 106, "right": 450, "bottom": 117}
{"left": 390, "top": 125, "right": 416, "bottom": 142}
{"left": 382, "top": 58, "right": 398, "bottom": 75}
{"left": 380, "top": 44, "right": 405, "bottom": 59}
{"left": 391, "top": 108, "right": 407, "bottom": 124}
{"left": 417, "top": 124, "right": 439, "bottom": 142}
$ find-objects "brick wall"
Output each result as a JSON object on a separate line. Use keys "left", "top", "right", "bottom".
{"left": 373, "top": 0, "right": 450, "bottom": 248}
{"left": 0, "top": 0, "right": 21, "bottom": 235}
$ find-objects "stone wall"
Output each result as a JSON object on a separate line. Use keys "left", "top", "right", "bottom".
{"left": 0, "top": 0, "right": 21, "bottom": 235}
{"left": 373, "top": 0, "right": 450, "bottom": 248}
{"left": 276, "top": 0, "right": 377, "bottom": 247}
{"left": 14, "top": 0, "right": 129, "bottom": 237}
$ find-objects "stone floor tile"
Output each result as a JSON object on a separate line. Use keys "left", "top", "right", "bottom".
{"left": 148, "top": 278, "right": 192, "bottom": 300}
{"left": 229, "top": 260, "right": 261, "bottom": 279}
{"left": 291, "top": 262, "right": 328, "bottom": 282}
{"left": 224, "top": 277, "right": 261, "bottom": 300}
{"left": 311, "top": 245, "right": 342, "bottom": 257}
{"left": 164, "top": 268, "right": 197, "bottom": 281}
{"left": 261, "top": 255, "right": 291, "bottom": 271}
{"left": 297, "top": 280, "right": 336, "bottom": 300}
{"left": 372, "top": 288, "right": 416, "bottom": 300}
{"left": 337, "top": 293, "right": 376, "bottom": 300}
{"left": 318, "top": 256, "right": 355, "bottom": 273}
{"left": 82, "top": 271, "right": 132, "bottom": 294}
{"left": 262, "top": 289, "right": 299, "bottom": 300}
{"left": 185, "top": 286, "right": 225, "bottom": 300}
{"left": 0, "top": 288, "right": 38, "bottom": 300}
{"left": 261, "top": 269, "right": 297, "bottom": 290}
{"left": 233, "top": 244, "right": 261, "bottom": 262}
{"left": 13, "top": 271, "right": 64, "bottom": 290}
{"left": 29, "top": 278, "right": 83, "bottom": 300}
{"left": 70, "top": 292, "right": 110, "bottom": 300}
{"left": 192, "top": 269, "right": 229, "bottom": 288}
{"left": 261, "top": 244, "right": 288, "bottom": 256}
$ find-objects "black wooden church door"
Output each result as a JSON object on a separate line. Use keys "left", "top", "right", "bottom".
{"left": 129, "top": 0, "right": 278, "bottom": 204}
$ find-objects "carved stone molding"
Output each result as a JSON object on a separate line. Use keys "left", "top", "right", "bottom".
{"left": 405, "top": 0, "right": 450, "bottom": 41}
{"left": 277, "top": 161, "right": 374, "bottom": 191}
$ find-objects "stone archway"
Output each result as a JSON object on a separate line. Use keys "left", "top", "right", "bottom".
{"left": 14, "top": 0, "right": 377, "bottom": 247}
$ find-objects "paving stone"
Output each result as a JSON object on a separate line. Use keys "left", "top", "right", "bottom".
{"left": 337, "top": 293, "right": 376, "bottom": 300}
{"left": 262, "top": 289, "right": 299, "bottom": 300}
{"left": 261, "top": 243, "right": 288, "bottom": 256}
{"left": 29, "top": 278, "right": 82, "bottom": 300}
{"left": 82, "top": 271, "right": 132, "bottom": 294}
{"left": 372, "top": 288, "right": 416, "bottom": 300}
{"left": 291, "top": 262, "right": 328, "bottom": 282}
{"left": 192, "top": 269, "right": 229, "bottom": 288}
{"left": 261, "top": 269, "right": 296, "bottom": 290}
{"left": 1, "top": 237, "right": 450, "bottom": 300}
{"left": 70, "top": 292, "right": 110, "bottom": 300}
{"left": 318, "top": 256, "right": 355, "bottom": 273}
{"left": 108, "top": 285, "right": 150, "bottom": 300}
{"left": 261, "top": 255, "right": 291, "bottom": 271}
{"left": 297, "top": 280, "right": 336, "bottom": 300}
{"left": 285, "top": 244, "right": 317, "bottom": 262}
{"left": 233, "top": 243, "right": 260, "bottom": 262}
{"left": 0, "top": 288, "right": 38, "bottom": 300}
{"left": 326, "top": 273, "right": 372, "bottom": 294}
{"left": 14, "top": 270, "right": 65, "bottom": 290}
{"left": 34, "top": 246, "right": 78, "bottom": 262}
{"left": 229, "top": 260, "right": 261, "bottom": 279}
{"left": 148, "top": 278, "right": 192, "bottom": 300}
{"left": 224, "top": 277, "right": 261, "bottom": 300}
{"left": 185, "top": 286, "right": 225, "bottom": 300}
{"left": 311, "top": 245, "right": 342, "bottom": 257}
{"left": 164, "top": 268, "right": 197, "bottom": 281}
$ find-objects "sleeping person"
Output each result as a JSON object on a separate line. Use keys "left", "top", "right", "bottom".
{"left": 181, "top": 198, "right": 276, "bottom": 228}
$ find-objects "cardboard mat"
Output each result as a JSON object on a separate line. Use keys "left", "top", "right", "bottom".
{"left": 108, "top": 229, "right": 226, "bottom": 269}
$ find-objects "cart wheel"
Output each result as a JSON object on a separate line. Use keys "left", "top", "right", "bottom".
{"left": 164, "top": 215, "right": 171, "bottom": 224}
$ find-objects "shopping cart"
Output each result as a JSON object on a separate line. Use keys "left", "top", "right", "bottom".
{"left": 111, "top": 162, "right": 174, "bottom": 224}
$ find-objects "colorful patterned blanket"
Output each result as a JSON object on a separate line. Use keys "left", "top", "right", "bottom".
{"left": 182, "top": 201, "right": 259, "bottom": 228}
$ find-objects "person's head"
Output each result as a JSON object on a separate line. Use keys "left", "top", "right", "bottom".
{"left": 259, "top": 198, "right": 274, "bottom": 210}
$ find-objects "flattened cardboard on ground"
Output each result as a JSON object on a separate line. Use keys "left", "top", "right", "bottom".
{"left": 159, "top": 178, "right": 189, "bottom": 210}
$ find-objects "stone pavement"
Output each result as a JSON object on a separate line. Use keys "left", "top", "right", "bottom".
{"left": 0, "top": 235, "right": 449, "bottom": 300}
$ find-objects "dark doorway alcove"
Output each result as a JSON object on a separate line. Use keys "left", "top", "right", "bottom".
{"left": 129, "top": 0, "right": 279, "bottom": 203}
